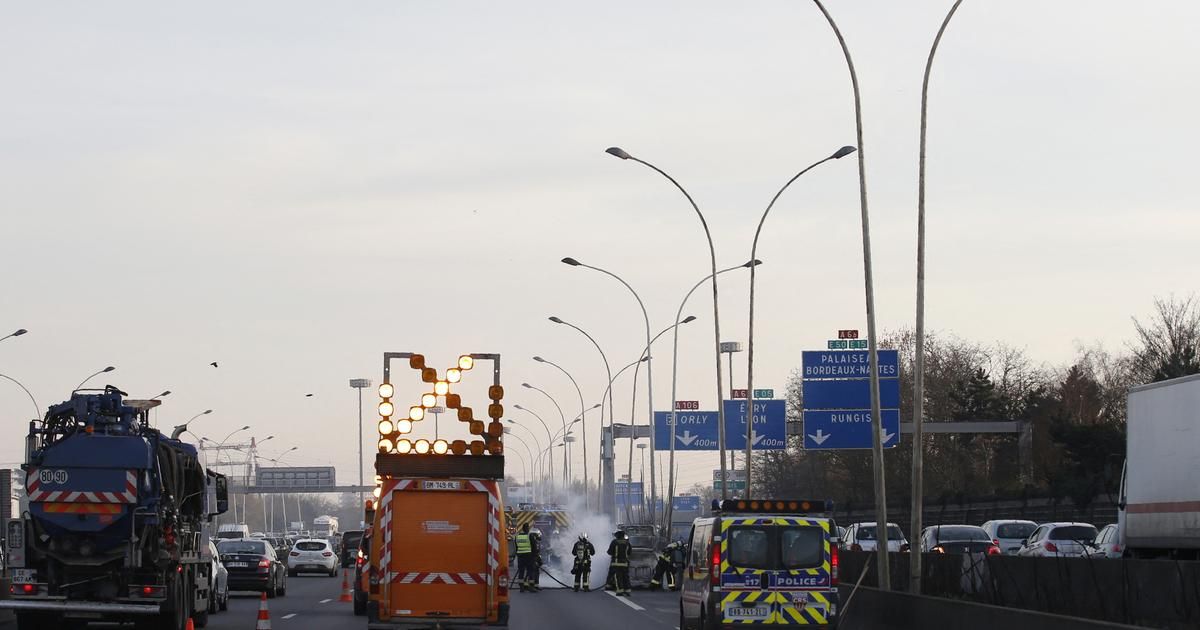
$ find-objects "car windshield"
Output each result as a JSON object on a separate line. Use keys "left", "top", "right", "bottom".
{"left": 1050, "top": 525, "right": 1097, "bottom": 542}
{"left": 857, "top": 525, "right": 904, "bottom": 540}
{"left": 296, "top": 541, "right": 326, "bottom": 551}
{"left": 996, "top": 523, "right": 1036, "bottom": 539}
{"left": 218, "top": 540, "right": 266, "bottom": 555}
{"left": 930, "top": 526, "right": 989, "bottom": 542}
{"left": 729, "top": 525, "right": 825, "bottom": 570}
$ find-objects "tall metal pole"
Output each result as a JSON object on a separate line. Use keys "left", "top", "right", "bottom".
{"left": 912, "top": 0, "right": 965, "bottom": 595}
{"left": 523, "top": 383, "right": 569, "bottom": 489}
{"left": 514, "top": 405, "right": 555, "bottom": 495}
{"left": 0, "top": 372, "right": 42, "bottom": 420}
{"left": 534, "top": 356, "right": 590, "bottom": 509}
{"left": 603, "top": 149, "right": 729, "bottom": 500}
{"left": 350, "top": 379, "right": 372, "bottom": 508}
{"left": 744, "top": 147, "right": 855, "bottom": 496}
{"left": 812, "top": 0, "right": 891, "bottom": 589}
{"left": 549, "top": 317, "right": 614, "bottom": 516}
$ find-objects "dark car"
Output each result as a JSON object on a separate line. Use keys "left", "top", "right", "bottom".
{"left": 341, "top": 530, "right": 364, "bottom": 567}
{"left": 919, "top": 525, "right": 1001, "bottom": 555}
{"left": 353, "top": 532, "right": 371, "bottom": 616}
{"left": 218, "top": 538, "right": 288, "bottom": 598}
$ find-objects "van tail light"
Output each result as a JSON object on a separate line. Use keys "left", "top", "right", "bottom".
{"left": 258, "top": 558, "right": 272, "bottom": 568}
{"left": 830, "top": 544, "right": 839, "bottom": 586}
{"left": 356, "top": 556, "right": 365, "bottom": 567}
{"left": 993, "top": 539, "right": 1000, "bottom": 546}
{"left": 710, "top": 540, "right": 721, "bottom": 587}
{"left": 1044, "top": 542, "right": 1058, "bottom": 553}
{"left": 850, "top": 543, "right": 863, "bottom": 552}
{"left": 21, "top": 584, "right": 35, "bottom": 594}
{"left": 1111, "top": 544, "right": 1121, "bottom": 553}
{"left": 932, "top": 546, "right": 945, "bottom": 554}
{"left": 986, "top": 545, "right": 1001, "bottom": 556}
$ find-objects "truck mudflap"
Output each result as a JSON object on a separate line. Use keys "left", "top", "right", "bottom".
{"left": 0, "top": 599, "right": 160, "bottom": 615}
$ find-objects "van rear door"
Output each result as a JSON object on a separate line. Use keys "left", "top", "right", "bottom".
{"left": 718, "top": 517, "right": 835, "bottom": 625}
{"left": 390, "top": 490, "right": 489, "bottom": 620}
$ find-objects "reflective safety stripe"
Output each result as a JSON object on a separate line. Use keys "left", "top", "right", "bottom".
{"left": 515, "top": 534, "right": 532, "bottom": 554}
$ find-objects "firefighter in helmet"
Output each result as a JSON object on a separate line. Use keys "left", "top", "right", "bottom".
{"left": 607, "top": 529, "right": 632, "bottom": 596}
{"left": 649, "top": 541, "right": 680, "bottom": 591}
{"left": 515, "top": 523, "right": 536, "bottom": 592}
{"left": 571, "top": 532, "right": 596, "bottom": 592}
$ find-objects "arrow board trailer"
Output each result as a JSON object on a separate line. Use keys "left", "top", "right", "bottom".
{"left": 802, "top": 409, "right": 901, "bottom": 450}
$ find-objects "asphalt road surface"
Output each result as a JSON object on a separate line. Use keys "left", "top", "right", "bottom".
{"left": 205, "top": 576, "right": 685, "bottom": 630}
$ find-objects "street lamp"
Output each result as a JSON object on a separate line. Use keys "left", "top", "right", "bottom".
{"left": 220, "top": 425, "right": 251, "bottom": 445}
{"left": 811, "top": 0, "right": 892, "bottom": 589}
{"left": 150, "top": 390, "right": 171, "bottom": 400}
{"left": 171, "top": 409, "right": 213, "bottom": 440}
{"left": 350, "top": 378, "right": 373, "bottom": 506}
{"left": 912, "top": 0, "right": 966, "bottom": 596}
{"left": 547, "top": 315, "right": 614, "bottom": 512}
{"left": 665, "top": 260, "right": 761, "bottom": 529}
{"left": 513, "top": 404, "right": 556, "bottom": 494}
{"left": 504, "top": 423, "right": 541, "bottom": 501}
{"left": 0, "top": 329, "right": 27, "bottom": 343}
{"left": 75, "top": 366, "right": 116, "bottom": 391}
{"left": 560, "top": 256, "right": 659, "bottom": 522}
{"left": 744, "top": 145, "right": 855, "bottom": 495}
{"left": 533, "top": 356, "right": 591, "bottom": 508}
{"left": 522, "top": 383, "right": 568, "bottom": 488}
{"left": 603, "top": 146, "right": 730, "bottom": 502}
{"left": 0, "top": 372, "right": 41, "bottom": 420}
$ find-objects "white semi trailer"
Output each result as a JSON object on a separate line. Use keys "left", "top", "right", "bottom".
{"left": 1120, "top": 373, "right": 1200, "bottom": 559}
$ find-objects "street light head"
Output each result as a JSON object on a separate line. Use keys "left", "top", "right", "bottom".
{"left": 832, "top": 145, "right": 857, "bottom": 159}
{"left": 158, "top": 391, "right": 172, "bottom": 398}
{"left": 521, "top": 383, "right": 532, "bottom": 389}
{"left": 591, "top": 403, "right": 601, "bottom": 409}
{"left": 639, "top": 356, "right": 651, "bottom": 362}
{"left": 102, "top": 366, "right": 116, "bottom": 373}
{"left": 681, "top": 315, "right": 698, "bottom": 324}
{"left": 202, "top": 409, "right": 212, "bottom": 415}
{"left": 513, "top": 404, "right": 524, "bottom": 410}
{"left": 533, "top": 356, "right": 545, "bottom": 363}
{"left": 12, "top": 329, "right": 27, "bottom": 337}
{"left": 240, "top": 425, "right": 250, "bottom": 430}
{"left": 561, "top": 257, "right": 582, "bottom": 267}
{"left": 548, "top": 316, "right": 564, "bottom": 324}
{"left": 743, "top": 259, "right": 764, "bottom": 268}
{"left": 605, "top": 147, "right": 632, "bottom": 160}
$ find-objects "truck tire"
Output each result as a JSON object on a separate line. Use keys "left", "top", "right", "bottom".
{"left": 219, "top": 588, "right": 229, "bottom": 611}
{"left": 353, "top": 590, "right": 367, "bottom": 616}
{"left": 193, "top": 608, "right": 210, "bottom": 628}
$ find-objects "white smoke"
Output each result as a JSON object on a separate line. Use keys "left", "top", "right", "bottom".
{"left": 537, "top": 493, "right": 615, "bottom": 589}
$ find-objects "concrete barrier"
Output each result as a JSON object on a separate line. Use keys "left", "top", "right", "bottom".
{"left": 838, "top": 585, "right": 1142, "bottom": 630}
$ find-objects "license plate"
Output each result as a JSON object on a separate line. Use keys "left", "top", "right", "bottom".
{"left": 725, "top": 604, "right": 770, "bottom": 620}
{"left": 227, "top": 562, "right": 248, "bottom": 568}
{"left": 12, "top": 569, "right": 37, "bottom": 584}
{"left": 422, "top": 480, "right": 461, "bottom": 490}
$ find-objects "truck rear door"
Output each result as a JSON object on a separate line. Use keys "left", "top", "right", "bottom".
{"left": 390, "top": 489, "right": 489, "bottom": 620}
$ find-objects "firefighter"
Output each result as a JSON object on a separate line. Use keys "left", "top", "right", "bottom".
{"left": 608, "top": 529, "right": 632, "bottom": 596}
{"left": 571, "top": 533, "right": 595, "bottom": 592}
{"left": 529, "top": 528, "right": 544, "bottom": 592}
{"left": 649, "top": 542, "right": 679, "bottom": 591}
{"left": 515, "top": 524, "right": 535, "bottom": 592}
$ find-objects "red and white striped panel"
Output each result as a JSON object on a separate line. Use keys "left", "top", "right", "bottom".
{"left": 468, "top": 479, "right": 503, "bottom": 577}
{"left": 26, "top": 470, "right": 137, "bottom": 504}
{"left": 392, "top": 572, "right": 490, "bottom": 585}
{"left": 379, "top": 478, "right": 411, "bottom": 585}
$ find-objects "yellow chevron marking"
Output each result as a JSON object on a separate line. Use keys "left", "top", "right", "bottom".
{"left": 806, "top": 606, "right": 828, "bottom": 624}
{"left": 721, "top": 560, "right": 730, "bottom": 573}
{"left": 744, "top": 591, "right": 763, "bottom": 603}
{"left": 808, "top": 592, "right": 830, "bottom": 605}
{"left": 819, "top": 520, "right": 830, "bottom": 532}
{"left": 822, "top": 561, "right": 831, "bottom": 573}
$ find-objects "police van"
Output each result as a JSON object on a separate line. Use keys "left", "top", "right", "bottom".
{"left": 679, "top": 499, "right": 840, "bottom": 628}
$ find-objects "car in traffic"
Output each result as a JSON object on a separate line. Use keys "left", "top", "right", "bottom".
{"left": 204, "top": 539, "right": 230, "bottom": 617}
{"left": 353, "top": 531, "right": 371, "bottom": 616}
{"left": 287, "top": 538, "right": 339, "bottom": 576}
{"left": 841, "top": 522, "right": 909, "bottom": 552}
{"left": 218, "top": 538, "right": 288, "bottom": 597}
{"left": 1016, "top": 522, "right": 1099, "bottom": 558}
{"left": 1089, "top": 524, "right": 1123, "bottom": 559}
{"left": 919, "top": 525, "right": 1001, "bottom": 555}
{"left": 980, "top": 519, "right": 1038, "bottom": 555}
{"left": 341, "top": 530, "right": 364, "bottom": 567}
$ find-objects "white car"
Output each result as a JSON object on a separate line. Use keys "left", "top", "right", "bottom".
{"left": 287, "top": 538, "right": 339, "bottom": 576}
{"left": 1016, "top": 522, "right": 1098, "bottom": 558}
{"left": 204, "top": 539, "right": 229, "bottom": 616}
{"left": 841, "top": 522, "right": 909, "bottom": 552}
{"left": 980, "top": 519, "right": 1038, "bottom": 555}
{"left": 1088, "top": 524, "right": 1123, "bottom": 559}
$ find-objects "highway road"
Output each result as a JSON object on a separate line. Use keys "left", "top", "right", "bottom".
{"left": 207, "top": 575, "right": 684, "bottom": 630}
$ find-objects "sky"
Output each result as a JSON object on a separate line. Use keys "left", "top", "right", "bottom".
{"left": 2, "top": 1, "right": 1198, "bottom": 497}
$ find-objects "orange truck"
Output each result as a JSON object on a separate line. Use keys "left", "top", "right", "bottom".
{"left": 366, "top": 458, "right": 510, "bottom": 628}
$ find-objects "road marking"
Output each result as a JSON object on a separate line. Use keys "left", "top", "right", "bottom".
{"left": 319, "top": 598, "right": 332, "bottom": 603}
{"left": 282, "top": 613, "right": 297, "bottom": 620}
{"left": 606, "top": 590, "right": 646, "bottom": 611}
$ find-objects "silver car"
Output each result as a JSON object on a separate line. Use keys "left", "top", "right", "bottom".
{"left": 980, "top": 519, "right": 1038, "bottom": 555}
{"left": 1088, "top": 524, "right": 1123, "bottom": 559}
{"left": 841, "top": 522, "right": 909, "bottom": 552}
{"left": 206, "top": 539, "right": 230, "bottom": 615}
{"left": 1016, "top": 522, "right": 1098, "bottom": 558}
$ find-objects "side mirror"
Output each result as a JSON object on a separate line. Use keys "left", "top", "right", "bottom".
{"left": 215, "top": 476, "right": 229, "bottom": 515}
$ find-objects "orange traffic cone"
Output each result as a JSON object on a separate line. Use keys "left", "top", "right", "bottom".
{"left": 186, "top": 618, "right": 195, "bottom": 630}
{"left": 256, "top": 591, "right": 272, "bottom": 630}
{"left": 339, "top": 569, "right": 353, "bottom": 603}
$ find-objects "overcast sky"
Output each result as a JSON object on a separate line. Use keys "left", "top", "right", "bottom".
{"left": 2, "top": 1, "right": 1197, "bottom": 495}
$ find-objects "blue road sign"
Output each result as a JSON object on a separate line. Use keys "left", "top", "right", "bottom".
{"left": 801, "top": 378, "right": 900, "bottom": 410}
{"left": 801, "top": 350, "right": 899, "bottom": 380}
{"left": 802, "top": 409, "right": 901, "bottom": 449}
{"left": 615, "top": 481, "right": 644, "bottom": 507}
{"left": 654, "top": 410, "right": 721, "bottom": 451}
{"left": 722, "top": 399, "right": 787, "bottom": 450}
{"left": 672, "top": 495, "right": 702, "bottom": 511}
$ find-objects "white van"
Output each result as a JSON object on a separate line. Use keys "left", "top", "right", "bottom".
{"left": 216, "top": 524, "right": 251, "bottom": 540}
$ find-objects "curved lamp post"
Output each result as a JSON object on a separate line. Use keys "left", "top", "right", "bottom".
{"left": 0, "top": 372, "right": 41, "bottom": 419}
{"left": 513, "top": 404, "right": 556, "bottom": 494}
{"left": 547, "top": 315, "right": 614, "bottom": 512}
{"left": 665, "top": 260, "right": 761, "bottom": 530}
{"left": 811, "top": 0, "right": 892, "bottom": 589}
{"left": 172, "top": 409, "right": 213, "bottom": 440}
{"left": 744, "top": 146, "right": 855, "bottom": 494}
{"left": 533, "top": 356, "right": 591, "bottom": 508}
{"left": 561, "top": 256, "right": 660, "bottom": 521}
{"left": 75, "top": 366, "right": 116, "bottom": 391}
{"left": 522, "top": 383, "right": 569, "bottom": 488}
{"left": 0, "top": 328, "right": 27, "bottom": 343}
{"left": 603, "top": 147, "right": 731, "bottom": 500}
{"left": 506, "top": 419, "right": 546, "bottom": 500}
{"left": 912, "top": 0, "right": 966, "bottom": 595}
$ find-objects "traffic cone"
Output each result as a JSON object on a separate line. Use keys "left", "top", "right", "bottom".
{"left": 256, "top": 591, "right": 272, "bottom": 630}
{"left": 339, "top": 569, "right": 353, "bottom": 603}
{"left": 186, "top": 618, "right": 195, "bottom": 630}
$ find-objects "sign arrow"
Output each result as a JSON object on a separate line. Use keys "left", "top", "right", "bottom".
{"left": 677, "top": 431, "right": 699, "bottom": 446}
{"left": 751, "top": 430, "right": 766, "bottom": 447}
{"left": 880, "top": 428, "right": 896, "bottom": 444}
{"left": 808, "top": 429, "right": 831, "bottom": 446}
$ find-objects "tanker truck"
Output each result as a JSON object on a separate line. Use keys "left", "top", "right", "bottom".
{"left": 1, "top": 386, "right": 228, "bottom": 630}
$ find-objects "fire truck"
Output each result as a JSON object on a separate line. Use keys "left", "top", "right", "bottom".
{"left": 365, "top": 352, "right": 510, "bottom": 629}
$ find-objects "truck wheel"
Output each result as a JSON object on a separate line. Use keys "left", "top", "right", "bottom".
{"left": 193, "top": 608, "right": 210, "bottom": 628}
{"left": 353, "top": 590, "right": 367, "bottom": 616}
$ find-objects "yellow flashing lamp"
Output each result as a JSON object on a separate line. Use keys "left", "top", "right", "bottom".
{"left": 414, "top": 439, "right": 431, "bottom": 455}
{"left": 396, "top": 439, "right": 413, "bottom": 454}
{"left": 378, "top": 383, "right": 394, "bottom": 399}
{"left": 378, "top": 401, "right": 394, "bottom": 418}
{"left": 409, "top": 406, "right": 424, "bottom": 422}
{"left": 434, "top": 381, "right": 450, "bottom": 396}
{"left": 378, "top": 419, "right": 394, "bottom": 435}
{"left": 421, "top": 393, "right": 437, "bottom": 408}
{"left": 458, "top": 355, "right": 474, "bottom": 371}
{"left": 433, "top": 439, "right": 449, "bottom": 455}
{"left": 446, "top": 368, "right": 462, "bottom": 384}
{"left": 396, "top": 419, "right": 413, "bottom": 434}
{"left": 450, "top": 440, "right": 467, "bottom": 455}
{"left": 712, "top": 498, "right": 831, "bottom": 515}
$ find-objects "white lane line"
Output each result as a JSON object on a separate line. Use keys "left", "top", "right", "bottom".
{"left": 319, "top": 598, "right": 332, "bottom": 603}
{"left": 282, "top": 613, "right": 297, "bottom": 620}
{"left": 606, "top": 590, "right": 646, "bottom": 611}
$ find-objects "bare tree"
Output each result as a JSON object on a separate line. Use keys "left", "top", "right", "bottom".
{"left": 1130, "top": 295, "right": 1200, "bottom": 383}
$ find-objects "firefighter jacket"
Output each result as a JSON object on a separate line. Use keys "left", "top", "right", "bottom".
{"left": 608, "top": 538, "right": 631, "bottom": 566}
